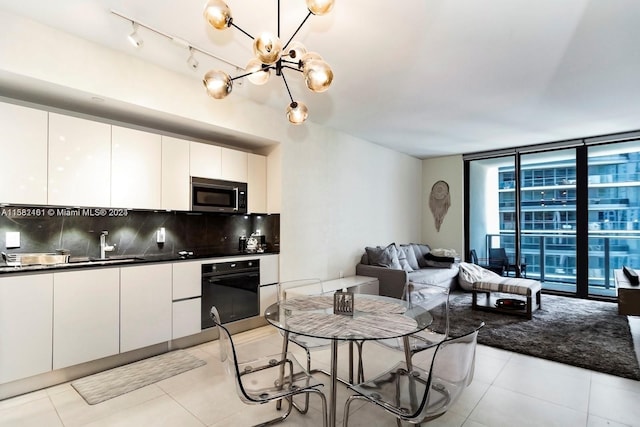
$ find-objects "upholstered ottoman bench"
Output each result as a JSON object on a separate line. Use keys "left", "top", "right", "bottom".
{"left": 472, "top": 276, "right": 542, "bottom": 319}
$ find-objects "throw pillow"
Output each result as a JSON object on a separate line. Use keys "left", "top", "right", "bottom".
{"left": 397, "top": 245, "right": 413, "bottom": 272}
{"left": 400, "top": 244, "right": 420, "bottom": 270}
{"left": 365, "top": 246, "right": 384, "bottom": 266}
{"left": 412, "top": 243, "right": 431, "bottom": 268}
{"left": 365, "top": 244, "right": 402, "bottom": 269}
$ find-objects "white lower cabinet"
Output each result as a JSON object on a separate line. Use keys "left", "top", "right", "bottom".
{"left": 257, "top": 255, "right": 279, "bottom": 315}
{"left": 53, "top": 269, "right": 120, "bottom": 370}
{"left": 258, "top": 254, "right": 279, "bottom": 285}
{"left": 259, "top": 283, "right": 278, "bottom": 315}
{"left": 172, "top": 261, "right": 202, "bottom": 339}
{"left": 120, "top": 264, "right": 172, "bottom": 353}
{"left": 172, "top": 298, "right": 202, "bottom": 339}
{"left": 0, "top": 274, "right": 53, "bottom": 384}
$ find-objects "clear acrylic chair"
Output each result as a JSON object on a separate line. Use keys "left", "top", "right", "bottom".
{"left": 360, "top": 282, "right": 450, "bottom": 381}
{"left": 343, "top": 323, "right": 484, "bottom": 427}
{"left": 276, "top": 279, "right": 333, "bottom": 413}
{"left": 210, "top": 306, "right": 327, "bottom": 427}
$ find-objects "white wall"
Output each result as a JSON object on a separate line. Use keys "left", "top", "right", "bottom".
{"left": 0, "top": 10, "right": 422, "bottom": 282}
{"left": 421, "top": 155, "right": 464, "bottom": 257}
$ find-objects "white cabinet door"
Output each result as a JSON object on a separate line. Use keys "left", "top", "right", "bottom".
{"left": 259, "top": 283, "right": 277, "bottom": 315}
{"left": 0, "top": 102, "right": 48, "bottom": 204}
{"left": 111, "top": 126, "right": 161, "bottom": 209}
{"left": 172, "top": 298, "right": 201, "bottom": 339}
{"left": 248, "top": 153, "right": 267, "bottom": 213}
{"left": 173, "top": 260, "right": 202, "bottom": 300}
{"left": 48, "top": 113, "right": 111, "bottom": 207}
{"left": 258, "top": 254, "right": 279, "bottom": 285}
{"left": 221, "top": 147, "right": 248, "bottom": 182}
{"left": 53, "top": 268, "right": 120, "bottom": 370}
{"left": 0, "top": 274, "right": 53, "bottom": 384}
{"left": 190, "top": 142, "right": 221, "bottom": 179}
{"left": 120, "top": 264, "right": 172, "bottom": 353}
{"left": 266, "top": 144, "right": 282, "bottom": 214}
{"left": 161, "top": 136, "right": 190, "bottom": 211}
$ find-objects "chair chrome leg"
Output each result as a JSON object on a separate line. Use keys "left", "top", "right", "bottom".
{"left": 276, "top": 332, "right": 291, "bottom": 411}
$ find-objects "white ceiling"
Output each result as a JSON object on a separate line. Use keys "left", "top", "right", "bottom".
{"left": 1, "top": 0, "right": 639, "bottom": 159}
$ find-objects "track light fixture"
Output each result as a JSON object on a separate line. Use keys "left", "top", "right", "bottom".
{"left": 187, "top": 47, "right": 199, "bottom": 70}
{"left": 127, "top": 22, "right": 143, "bottom": 48}
{"left": 202, "top": 0, "right": 335, "bottom": 125}
{"left": 111, "top": 10, "right": 241, "bottom": 73}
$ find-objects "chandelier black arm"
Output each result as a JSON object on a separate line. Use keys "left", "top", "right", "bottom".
{"left": 283, "top": 10, "right": 312, "bottom": 50}
{"left": 231, "top": 65, "right": 275, "bottom": 81}
{"left": 281, "top": 58, "right": 302, "bottom": 68}
{"left": 280, "top": 72, "right": 295, "bottom": 104}
{"left": 229, "top": 20, "right": 254, "bottom": 40}
{"left": 281, "top": 65, "right": 303, "bottom": 73}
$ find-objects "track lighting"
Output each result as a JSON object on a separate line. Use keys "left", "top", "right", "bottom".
{"left": 187, "top": 47, "right": 199, "bottom": 70}
{"left": 127, "top": 22, "right": 143, "bottom": 48}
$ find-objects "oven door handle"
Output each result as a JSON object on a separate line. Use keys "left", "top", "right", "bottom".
{"left": 204, "top": 272, "right": 260, "bottom": 282}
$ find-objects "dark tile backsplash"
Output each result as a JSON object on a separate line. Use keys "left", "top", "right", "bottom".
{"left": 0, "top": 206, "right": 279, "bottom": 260}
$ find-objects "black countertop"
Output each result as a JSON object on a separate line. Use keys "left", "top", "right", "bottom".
{"left": 0, "top": 250, "right": 279, "bottom": 275}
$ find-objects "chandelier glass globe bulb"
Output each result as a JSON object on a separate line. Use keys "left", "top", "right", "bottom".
{"left": 303, "top": 59, "right": 333, "bottom": 92}
{"left": 286, "top": 41, "right": 307, "bottom": 61}
{"left": 287, "top": 101, "right": 308, "bottom": 124}
{"left": 203, "top": 70, "right": 233, "bottom": 99}
{"left": 306, "top": 0, "right": 335, "bottom": 15}
{"left": 253, "top": 32, "right": 283, "bottom": 64}
{"left": 203, "top": 0, "right": 232, "bottom": 30}
{"left": 246, "top": 58, "right": 271, "bottom": 85}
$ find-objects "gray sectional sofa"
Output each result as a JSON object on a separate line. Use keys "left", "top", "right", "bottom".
{"left": 355, "top": 243, "right": 459, "bottom": 299}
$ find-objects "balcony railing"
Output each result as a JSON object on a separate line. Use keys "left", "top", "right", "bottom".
{"left": 481, "top": 232, "right": 640, "bottom": 296}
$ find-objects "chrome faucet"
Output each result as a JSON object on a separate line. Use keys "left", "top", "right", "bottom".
{"left": 99, "top": 230, "right": 115, "bottom": 259}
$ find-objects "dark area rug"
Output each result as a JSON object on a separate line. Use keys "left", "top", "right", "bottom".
{"left": 448, "top": 292, "right": 640, "bottom": 380}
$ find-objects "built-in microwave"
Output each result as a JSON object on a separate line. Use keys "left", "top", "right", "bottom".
{"left": 191, "top": 177, "right": 248, "bottom": 214}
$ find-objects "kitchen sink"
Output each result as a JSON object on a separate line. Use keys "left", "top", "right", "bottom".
{"left": 67, "top": 257, "right": 144, "bottom": 266}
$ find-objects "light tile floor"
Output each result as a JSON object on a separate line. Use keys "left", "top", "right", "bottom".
{"left": 2, "top": 318, "right": 640, "bottom": 427}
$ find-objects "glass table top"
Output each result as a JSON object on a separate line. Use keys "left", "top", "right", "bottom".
{"left": 264, "top": 293, "right": 432, "bottom": 341}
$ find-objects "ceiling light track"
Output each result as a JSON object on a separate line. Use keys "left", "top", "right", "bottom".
{"left": 110, "top": 9, "right": 242, "bottom": 71}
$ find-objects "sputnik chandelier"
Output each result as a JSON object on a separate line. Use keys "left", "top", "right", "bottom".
{"left": 202, "top": 0, "right": 335, "bottom": 124}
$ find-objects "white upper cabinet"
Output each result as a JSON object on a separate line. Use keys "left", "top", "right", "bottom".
{"left": 48, "top": 113, "right": 111, "bottom": 207}
{"left": 248, "top": 153, "right": 267, "bottom": 213}
{"left": 190, "top": 142, "right": 221, "bottom": 179}
{"left": 221, "top": 147, "right": 248, "bottom": 182}
{"left": 111, "top": 126, "right": 161, "bottom": 209}
{"left": 161, "top": 136, "right": 190, "bottom": 211}
{"left": 0, "top": 102, "right": 48, "bottom": 205}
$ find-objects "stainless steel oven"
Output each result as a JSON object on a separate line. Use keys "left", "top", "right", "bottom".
{"left": 191, "top": 177, "right": 247, "bottom": 214}
{"left": 201, "top": 259, "right": 260, "bottom": 328}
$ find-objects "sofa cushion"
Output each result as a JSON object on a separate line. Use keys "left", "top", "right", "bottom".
{"left": 408, "top": 264, "right": 458, "bottom": 286}
{"left": 400, "top": 244, "right": 420, "bottom": 271}
{"left": 396, "top": 245, "right": 413, "bottom": 272}
{"left": 365, "top": 244, "right": 401, "bottom": 269}
{"left": 411, "top": 243, "right": 432, "bottom": 268}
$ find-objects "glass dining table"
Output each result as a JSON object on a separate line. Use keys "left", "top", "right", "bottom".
{"left": 264, "top": 293, "right": 432, "bottom": 427}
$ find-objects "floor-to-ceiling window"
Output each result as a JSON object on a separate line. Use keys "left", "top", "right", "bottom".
{"left": 587, "top": 141, "right": 640, "bottom": 297}
{"left": 464, "top": 134, "right": 640, "bottom": 300}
